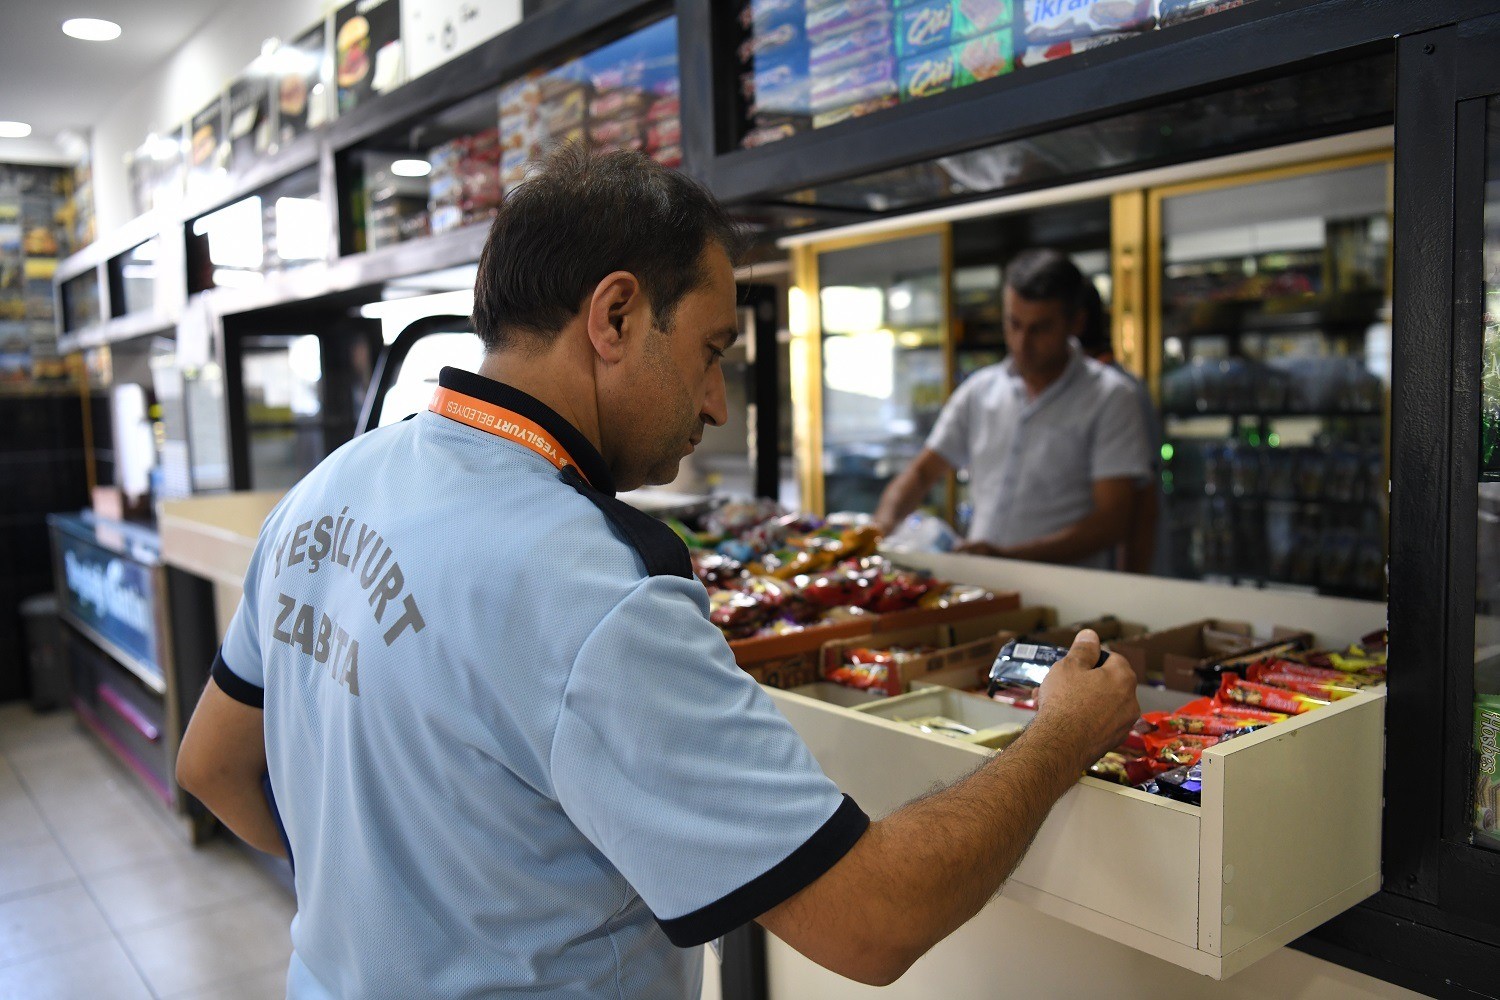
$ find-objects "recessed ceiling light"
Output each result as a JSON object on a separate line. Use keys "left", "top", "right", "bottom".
{"left": 0, "top": 121, "right": 33, "bottom": 139}
{"left": 391, "top": 159, "right": 432, "bottom": 178}
{"left": 62, "top": 18, "right": 122, "bottom": 42}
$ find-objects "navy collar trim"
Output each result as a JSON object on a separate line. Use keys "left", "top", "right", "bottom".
{"left": 436, "top": 367, "right": 616, "bottom": 496}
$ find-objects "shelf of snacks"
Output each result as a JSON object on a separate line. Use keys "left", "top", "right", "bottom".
{"left": 757, "top": 546, "right": 1387, "bottom": 981}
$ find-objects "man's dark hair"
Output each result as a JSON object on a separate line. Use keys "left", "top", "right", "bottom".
{"left": 472, "top": 145, "right": 744, "bottom": 350}
{"left": 1004, "top": 248, "right": 1088, "bottom": 316}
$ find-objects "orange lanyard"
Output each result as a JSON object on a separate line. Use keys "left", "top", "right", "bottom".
{"left": 428, "top": 386, "right": 589, "bottom": 486}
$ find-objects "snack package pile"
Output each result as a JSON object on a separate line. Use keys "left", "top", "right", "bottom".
{"left": 740, "top": 0, "right": 813, "bottom": 147}
{"left": 896, "top": 0, "right": 1014, "bottom": 103}
{"left": 680, "top": 501, "right": 993, "bottom": 642}
{"left": 826, "top": 645, "right": 935, "bottom": 691}
{"left": 427, "top": 128, "right": 502, "bottom": 235}
{"left": 1088, "top": 629, "right": 1387, "bottom": 806}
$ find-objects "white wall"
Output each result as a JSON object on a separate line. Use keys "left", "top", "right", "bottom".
{"left": 91, "top": 0, "right": 335, "bottom": 233}
{"left": 0, "top": 135, "right": 74, "bottom": 167}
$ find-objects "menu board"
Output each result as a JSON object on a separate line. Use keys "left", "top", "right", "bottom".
{"left": 227, "top": 73, "right": 273, "bottom": 174}
{"left": 335, "top": 0, "right": 404, "bottom": 115}
{"left": 404, "top": 0, "right": 521, "bottom": 79}
{"left": 278, "top": 22, "right": 330, "bottom": 144}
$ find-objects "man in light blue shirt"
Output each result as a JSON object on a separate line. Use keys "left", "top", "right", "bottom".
{"left": 177, "top": 150, "right": 1140, "bottom": 997}
{"left": 875, "top": 250, "right": 1151, "bottom": 570}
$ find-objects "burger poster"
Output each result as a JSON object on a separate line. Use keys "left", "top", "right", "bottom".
{"left": 278, "top": 22, "right": 330, "bottom": 144}
{"left": 185, "top": 97, "right": 227, "bottom": 200}
{"left": 335, "top": 0, "right": 404, "bottom": 115}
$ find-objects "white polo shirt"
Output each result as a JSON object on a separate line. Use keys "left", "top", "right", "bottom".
{"left": 214, "top": 366, "right": 867, "bottom": 999}
{"left": 927, "top": 347, "right": 1152, "bottom": 568}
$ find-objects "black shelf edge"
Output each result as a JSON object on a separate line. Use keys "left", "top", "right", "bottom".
{"left": 1164, "top": 409, "right": 1385, "bottom": 419}
{"left": 180, "top": 130, "right": 324, "bottom": 224}
{"left": 702, "top": 0, "right": 1458, "bottom": 204}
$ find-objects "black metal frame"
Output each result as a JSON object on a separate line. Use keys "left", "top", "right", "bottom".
{"left": 356, "top": 314, "right": 474, "bottom": 434}
{"left": 692, "top": 0, "right": 1472, "bottom": 206}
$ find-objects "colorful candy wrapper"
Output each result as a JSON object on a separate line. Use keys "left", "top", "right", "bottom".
{"left": 1218, "top": 674, "right": 1327, "bottom": 715}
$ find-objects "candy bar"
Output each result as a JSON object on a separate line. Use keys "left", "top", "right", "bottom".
{"left": 1143, "top": 731, "right": 1218, "bottom": 767}
{"left": 812, "top": 93, "right": 899, "bottom": 128}
{"left": 897, "top": 0, "right": 1013, "bottom": 55}
{"left": 1016, "top": 30, "right": 1134, "bottom": 67}
{"left": 1218, "top": 674, "right": 1327, "bottom": 716}
{"left": 811, "top": 56, "right": 899, "bottom": 112}
{"left": 1022, "top": 0, "right": 1154, "bottom": 44}
{"left": 898, "top": 28, "right": 1010, "bottom": 101}
{"left": 810, "top": 16, "right": 896, "bottom": 75}
{"left": 807, "top": 0, "right": 895, "bottom": 44}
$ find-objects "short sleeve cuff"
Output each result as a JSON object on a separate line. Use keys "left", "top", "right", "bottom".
{"left": 655, "top": 794, "right": 869, "bottom": 947}
{"left": 211, "top": 647, "right": 264, "bottom": 708}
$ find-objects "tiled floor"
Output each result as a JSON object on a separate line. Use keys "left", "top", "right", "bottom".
{"left": 0, "top": 702, "right": 294, "bottom": 999}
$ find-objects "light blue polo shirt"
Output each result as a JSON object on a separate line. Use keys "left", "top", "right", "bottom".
{"left": 928, "top": 346, "right": 1151, "bottom": 568}
{"left": 213, "top": 367, "right": 867, "bottom": 999}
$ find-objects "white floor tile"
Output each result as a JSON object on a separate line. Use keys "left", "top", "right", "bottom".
{"left": 121, "top": 891, "right": 294, "bottom": 998}
{"left": 0, "top": 882, "right": 112, "bottom": 967}
{"left": 0, "top": 837, "right": 76, "bottom": 902}
{"left": 87, "top": 841, "right": 284, "bottom": 933}
{"left": 0, "top": 706, "right": 80, "bottom": 756}
{"left": 161, "top": 960, "right": 289, "bottom": 1000}
{"left": 0, "top": 934, "right": 153, "bottom": 1000}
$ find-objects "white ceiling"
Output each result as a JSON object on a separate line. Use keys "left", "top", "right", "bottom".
{"left": 0, "top": 0, "right": 236, "bottom": 155}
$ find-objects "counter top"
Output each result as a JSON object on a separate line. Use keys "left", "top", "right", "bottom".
{"left": 158, "top": 492, "right": 284, "bottom": 587}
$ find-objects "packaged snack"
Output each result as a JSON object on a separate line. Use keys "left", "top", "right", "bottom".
{"left": 811, "top": 56, "right": 899, "bottom": 112}
{"left": 1016, "top": 29, "right": 1134, "bottom": 67}
{"left": 741, "top": 0, "right": 808, "bottom": 31}
{"left": 988, "top": 639, "right": 1107, "bottom": 693}
{"left": 1476, "top": 695, "right": 1500, "bottom": 849}
{"left": 740, "top": 19, "right": 810, "bottom": 62}
{"left": 897, "top": 0, "right": 1013, "bottom": 55}
{"left": 1153, "top": 764, "right": 1204, "bottom": 805}
{"left": 1218, "top": 674, "right": 1327, "bottom": 716}
{"left": 807, "top": 0, "right": 896, "bottom": 44}
{"left": 1171, "top": 695, "right": 1287, "bottom": 729}
{"left": 811, "top": 93, "right": 899, "bottom": 128}
{"left": 988, "top": 685, "right": 1038, "bottom": 710}
{"left": 1022, "top": 0, "right": 1155, "bottom": 43}
{"left": 1143, "top": 731, "right": 1218, "bottom": 767}
{"left": 827, "top": 645, "right": 933, "bottom": 692}
{"left": 898, "top": 28, "right": 1010, "bottom": 101}
{"left": 810, "top": 14, "right": 896, "bottom": 73}
{"left": 1158, "top": 0, "right": 1251, "bottom": 26}
{"left": 1089, "top": 749, "right": 1164, "bottom": 786}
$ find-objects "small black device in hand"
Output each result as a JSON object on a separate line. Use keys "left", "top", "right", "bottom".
{"left": 987, "top": 639, "right": 1111, "bottom": 695}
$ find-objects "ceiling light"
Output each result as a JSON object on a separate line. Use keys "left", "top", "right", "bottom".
{"left": 62, "top": 18, "right": 122, "bottom": 42}
{"left": 0, "top": 121, "right": 32, "bottom": 138}
{"left": 390, "top": 159, "right": 432, "bottom": 178}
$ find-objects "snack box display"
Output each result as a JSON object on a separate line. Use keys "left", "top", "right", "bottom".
{"left": 1015, "top": 29, "right": 1135, "bottom": 67}
{"left": 1021, "top": 0, "right": 1155, "bottom": 44}
{"left": 1109, "top": 618, "right": 1313, "bottom": 691}
{"left": 896, "top": 0, "right": 1014, "bottom": 55}
{"left": 898, "top": 27, "right": 1011, "bottom": 101}
{"left": 857, "top": 684, "right": 1028, "bottom": 749}
{"left": 1476, "top": 694, "right": 1500, "bottom": 849}
{"left": 821, "top": 619, "right": 1017, "bottom": 696}
{"left": 807, "top": 0, "right": 895, "bottom": 45}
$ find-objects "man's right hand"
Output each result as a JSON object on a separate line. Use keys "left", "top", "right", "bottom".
{"left": 1032, "top": 629, "right": 1140, "bottom": 772}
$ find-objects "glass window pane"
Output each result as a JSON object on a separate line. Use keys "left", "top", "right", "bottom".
{"left": 1474, "top": 95, "right": 1500, "bottom": 853}
{"left": 818, "top": 233, "right": 946, "bottom": 514}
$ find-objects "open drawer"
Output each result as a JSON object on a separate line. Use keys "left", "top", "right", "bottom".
{"left": 767, "top": 683, "right": 1385, "bottom": 979}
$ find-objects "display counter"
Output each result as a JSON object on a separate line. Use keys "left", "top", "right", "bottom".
{"left": 47, "top": 513, "right": 183, "bottom": 818}
{"left": 763, "top": 549, "right": 1405, "bottom": 997}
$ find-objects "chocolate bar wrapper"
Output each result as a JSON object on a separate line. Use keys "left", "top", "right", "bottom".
{"left": 1474, "top": 695, "right": 1500, "bottom": 849}
{"left": 899, "top": 28, "right": 1011, "bottom": 102}
{"left": 1218, "top": 674, "right": 1327, "bottom": 716}
{"left": 742, "top": 121, "right": 802, "bottom": 148}
{"left": 1158, "top": 0, "right": 1251, "bottom": 27}
{"left": 1022, "top": 0, "right": 1154, "bottom": 44}
{"left": 807, "top": 0, "right": 896, "bottom": 44}
{"left": 1016, "top": 29, "right": 1134, "bottom": 66}
{"left": 812, "top": 93, "right": 899, "bottom": 128}
{"left": 741, "top": 0, "right": 808, "bottom": 31}
{"left": 897, "top": 0, "right": 1014, "bottom": 55}
{"left": 740, "top": 20, "right": 810, "bottom": 63}
{"left": 811, "top": 57, "right": 898, "bottom": 112}
{"left": 810, "top": 15, "right": 896, "bottom": 75}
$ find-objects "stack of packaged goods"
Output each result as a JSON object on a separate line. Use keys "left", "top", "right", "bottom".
{"left": 426, "top": 129, "right": 502, "bottom": 236}
{"left": 1017, "top": 0, "right": 1156, "bottom": 68}
{"left": 807, "top": 0, "right": 899, "bottom": 130}
{"left": 645, "top": 85, "right": 683, "bottom": 169}
{"left": 895, "top": 0, "right": 1015, "bottom": 104}
{"left": 740, "top": 0, "right": 813, "bottom": 148}
{"left": 587, "top": 63, "right": 650, "bottom": 156}
{"left": 498, "top": 73, "right": 544, "bottom": 195}
{"left": 539, "top": 71, "right": 591, "bottom": 156}
{"left": 1086, "top": 631, "right": 1387, "bottom": 805}
{"left": 675, "top": 500, "right": 993, "bottom": 643}
{"left": 365, "top": 167, "right": 429, "bottom": 250}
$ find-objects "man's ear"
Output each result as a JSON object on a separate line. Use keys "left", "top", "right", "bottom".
{"left": 586, "top": 270, "right": 644, "bottom": 364}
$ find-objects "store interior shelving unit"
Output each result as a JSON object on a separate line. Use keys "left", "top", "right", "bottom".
{"left": 46, "top": 1, "right": 1500, "bottom": 998}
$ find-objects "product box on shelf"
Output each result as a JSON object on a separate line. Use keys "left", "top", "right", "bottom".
{"left": 1021, "top": 0, "right": 1155, "bottom": 44}
{"left": 896, "top": 0, "right": 1014, "bottom": 56}
{"left": 898, "top": 27, "right": 1011, "bottom": 101}
{"left": 820, "top": 621, "right": 1015, "bottom": 696}
{"left": 1111, "top": 619, "right": 1313, "bottom": 691}
{"left": 731, "top": 616, "right": 875, "bottom": 689}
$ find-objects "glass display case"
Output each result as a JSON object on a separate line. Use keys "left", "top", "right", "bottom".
{"left": 1153, "top": 156, "right": 1391, "bottom": 600}
{"left": 340, "top": 14, "right": 680, "bottom": 254}
{"left": 107, "top": 239, "right": 160, "bottom": 318}
{"left": 186, "top": 166, "right": 327, "bottom": 293}
{"left": 730, "top": 0, "right": 1266, "bottom": 152}
{"left": 813, "top": 230, "right": 948, "bottom": 513}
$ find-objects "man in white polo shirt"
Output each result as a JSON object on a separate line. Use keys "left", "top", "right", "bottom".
{"left": 875, "top": 249, "right": 1152, "bottom": 569}
{"left": 175, "top": 149, "right": 1139, "bottom": 998}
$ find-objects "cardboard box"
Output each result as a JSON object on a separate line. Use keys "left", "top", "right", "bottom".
{"left": 1111, "top": 619, "right": 1315, "bottom": 692}
{"left": 1024, "top": 614, "right": 1146, "bottom": 645}
{"left": 820, "top": 622, "right": 1013, "bottom": 696}
{"left": 871, "top": 590, "right": 1022, "bottom": 633}
{"left": 731, "top": 616, "right": 874, "bottom": 689}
